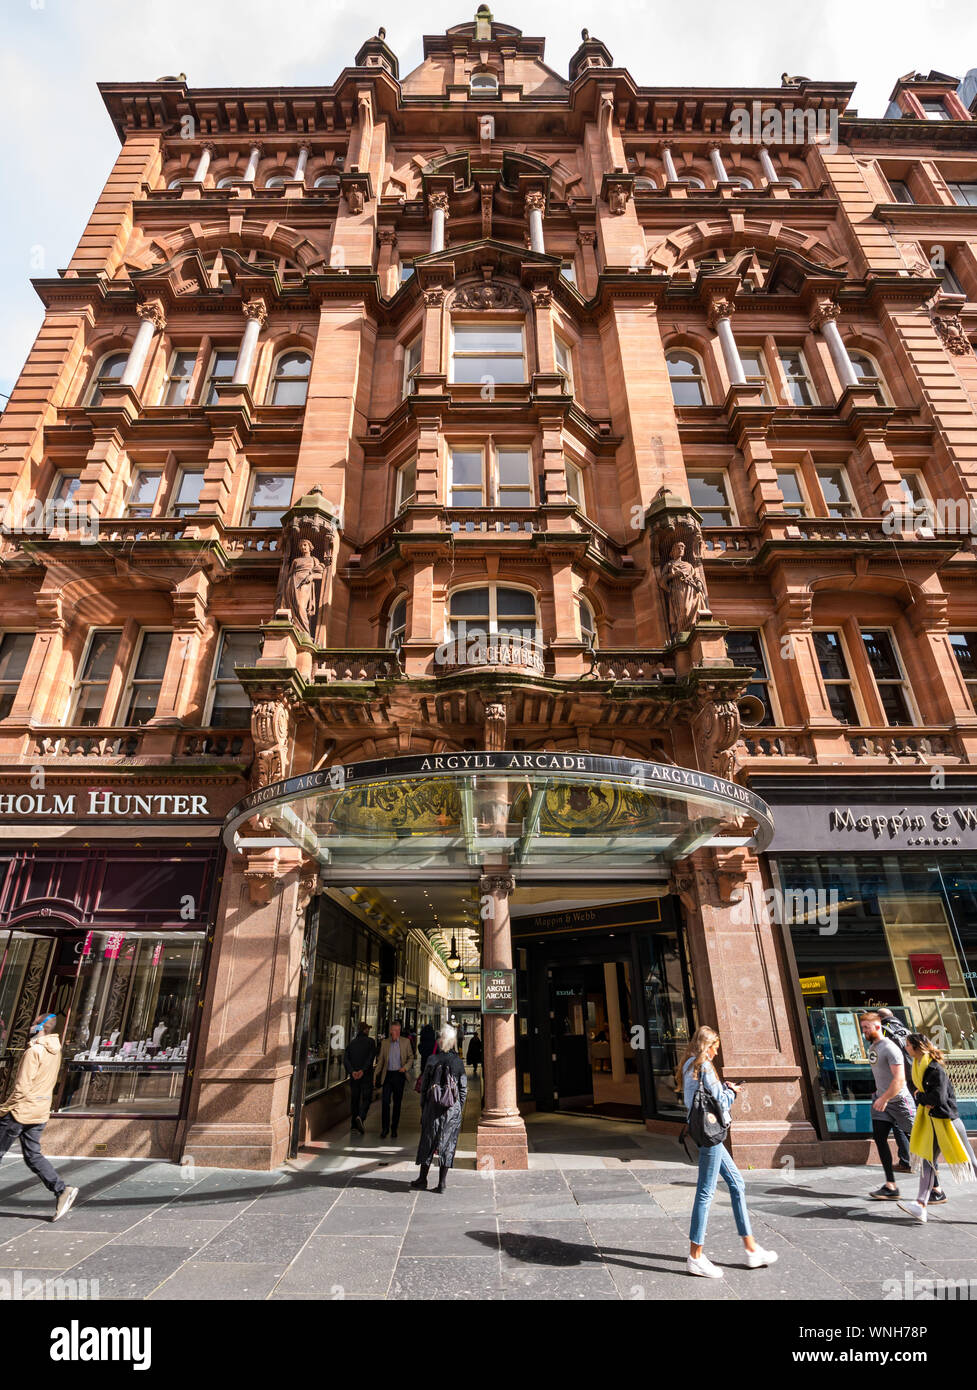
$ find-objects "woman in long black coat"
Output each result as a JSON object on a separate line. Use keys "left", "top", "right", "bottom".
{"left": 411, "top": 1025, "right": 468, "bottom": 1193}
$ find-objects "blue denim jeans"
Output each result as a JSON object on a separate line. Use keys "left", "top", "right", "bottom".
{"left": 0, "top": 1114, "right": 65, "bottom": 1195}
{"left": 689, "top": 1141, "right": 752, "bottom": 1246}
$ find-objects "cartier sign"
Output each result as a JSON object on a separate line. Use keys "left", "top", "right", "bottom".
{"left": 0, "top": 789, "right": 212, "bottom": 820}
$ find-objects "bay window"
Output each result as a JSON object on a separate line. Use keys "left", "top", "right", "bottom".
{"left": 207, "top": 629, "right": 262, "bottom": 727}
{"left": 121, "top": 631, "right": 172, "bottom": 726}
{"left": 450, "top": 322, "right": 525, "bottom": 384}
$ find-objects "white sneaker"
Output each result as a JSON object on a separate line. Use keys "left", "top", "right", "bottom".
{"left": 53, "top": 1187, "right": 78, "bottom": 1222}
{"left": 687, "top": 1254, "right": 724, "bottom": 1279}
{"left": 897, "top": 1200, "right": 927, "bottom": 1223}
{"left": 745, "top": 1245, "right": 779, "bottom": 1268}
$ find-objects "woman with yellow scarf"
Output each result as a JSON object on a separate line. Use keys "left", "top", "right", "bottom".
{"left": 897, "top": 1034, "right": 977, "bottom": 1222}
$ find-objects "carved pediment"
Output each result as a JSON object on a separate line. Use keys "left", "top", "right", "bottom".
{"left": 450, "top": 280, "right": 526, "bottom": 310}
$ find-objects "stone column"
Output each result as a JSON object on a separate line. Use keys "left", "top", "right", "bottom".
{"left": 193, "top": 142, "right": 215, "bottom": 183}
{"left": 243, "top": 143, "right": 263, "bottom": 183}
{"left": 661, "top": 144, "right": 679, "bottom": 183}
{"left": 811, "top": 299, "right": 858, "bottom": 389}
{"left": 121, "top": 300, "right": 165, "bottom": 389}
{"left": 233, "top": 298, "right": 268, "bottom": 387}
{"left": 526, "top": 191, "right": 546, "bottom": 254}
{"left": 429, "top": 192, "right": 449, "bottom": 253}
{"left": 293, "top": 145, "right": 310, "bottom": 183}
{"left": 708, "top": 142, "right": 729, "bottom": 184}
{"left": 708, "top": 298, "right": 746, "bottom": 385}
{"left": 759, "top": 147, "right": 779, "bottom": 184}
{"left": 576, "top": 229, "right": 599, "bottom": 298}
{"left": 476, "top": 871, "right": 529, "bottom": 1170}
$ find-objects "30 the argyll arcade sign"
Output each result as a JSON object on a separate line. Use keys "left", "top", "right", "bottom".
{"left": 0, "top": 788, "right": 212, "bottom": 820}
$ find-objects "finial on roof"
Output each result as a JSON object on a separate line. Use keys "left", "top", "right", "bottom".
{"left": 582, "top": 28, "right": 590, "bottom": 40}
{"left": 378, "top": 27, "right": 385, "bottom": 39}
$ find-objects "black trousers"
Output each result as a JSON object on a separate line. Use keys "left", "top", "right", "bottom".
{"left": 381, "top": 1072, "right": 406, "bottom": 1133}
{"left": 349, "top": 1075, "right": 372, "bottom": 1125}
{"left": 871, "top": 1105, "right": 913, "bottom": 1183}
{"left": 0, "top": 1115, "right": 65, "bottom": 1195}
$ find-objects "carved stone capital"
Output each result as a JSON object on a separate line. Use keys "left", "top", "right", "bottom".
{"left": 933, "top": 313, "right": 971, "bottom": 355}
{"left": 201, "top": 140, "right": 217, "bottom": 155}
{"left": 423, "top": 287, "right": 445, "bottom": 307}
{"left": 377, "top": 227, "right": 398, "bottom": 246}
{"left": 531, "top": 287, "right": 552, "bottom": 307}
{"left": 136, "top": 298, "right": 167, "bottom": 332}
{"left": 428, "top": 190, "right": 451, "bottom": 214}
{"left": 576, "top": 229, "right": 597, "bottom": 247}
{"left": 706, "top": 296, "right": 735, "bottom": 329}
{"left": 524, "top": 190, "right": 546, "bottom": 214}
{"left": 480, "top": 873, "right": 515, "bottom": 898}
{"left": 242, "top": 296, "right": 269, "bottom": 327}
{"left": 809, "top": 297, "right": 841, "bottom": 331}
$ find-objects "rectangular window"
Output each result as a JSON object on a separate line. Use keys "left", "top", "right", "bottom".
{"left": 169, "top": 468, "right": 205, "bottom": 518}
{"left": 725, "top": 631, "right": 775, "bottom": 726}
{"left": 861, "top": 629, "right": 914, "bottom": 725}
{"left": 776, "top": 469, "right": 809, "bottom": 516}
{"left": 57, "top": 932, "right": 205, "bottom": 1117}
{"left": 687, "top": 470, "right": 734, "bottom": 526}
{"left": 208, "top": 629, "right": 262, "bottom": 727}
{"left": 450, "top": 323, "right": 525, "bottom": 385}
{"left": 920, "top": 100, "right": 949, "bottom": 120}
{"left": 0, "top": 633, "right": 34, "bottom": 720}
{"left": 949, "top": 632, "right": 977, "bottom": 710}
{"left": 161, "top": 350, "right": 197, "bottom": 406}
{"left": 203, "top": 349, "right": 238, "bottom": 405}
{"left": 247, "top": 472, "right": 293, "bottom": 527}
{"left": 403, "top": 337, "right": 421, "bottom": 398}
{"left": 816, "top": 466, "right": 855, "bottom": 518}
{"left": 778, "top": 348, "right": 818, "bottom": 406}
{"left": 813, "top": 630, "right": 859, "bottom": 724}
{"left": 122, "top": 631, "right": 172, "bottom": 726}
{"left": 395, "top": 458, "right": 416, "bottom": 511}
{"left": 495, "top": 450, "right": 533, "bottom": 508}
{"left": 125, "top": 470, "right": 162, "bottom": 520}
{"left": 948, "top": 182, "right": 977, "bottom": 208}
{"left": 554, "top": 335, "right": 573, "bottom": 392}
{"left": 560, "top": 261, "right": 577, "bottom": 286}
{"left": 738, "top": 347, "right": 772, "bottom": 403}
{"left": 936, "top": 259, "right": 965, "bottom": 297}
{"left": 70, "top": 629, "right": 122, "bottom": 726}
{"left": 887, "top": 179, "right": 915, "bottom": 204}
{"left": 449, "top": 449, "right": 484, "bottom": 507}
{"left": 400, "top": 262, "right": 415, "bottom": 283}
{"left": 565, "top": 458, "right": 585, "bottom": 514}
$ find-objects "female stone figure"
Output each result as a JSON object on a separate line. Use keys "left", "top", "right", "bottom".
{"left": 661, "top": 540, "right": 707, "bottom": 635}
{"left": 282, "top": 538, "right": 324, "bottom": 637}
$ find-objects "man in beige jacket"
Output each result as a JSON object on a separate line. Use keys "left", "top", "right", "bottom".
{"left": 0, "top": 1014, "right": 78, "bottom": 1220}
{"left": 374, "top": 1019, "right": 415, "bottom": 1140}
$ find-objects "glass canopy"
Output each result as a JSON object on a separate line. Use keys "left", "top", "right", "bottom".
{"left": 224, "top": 752, "right": 774, "bottom": 882}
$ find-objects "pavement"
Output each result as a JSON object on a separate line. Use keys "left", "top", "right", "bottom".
{"left": 2, "top": 1077, "right": 976, "bottom": 1300}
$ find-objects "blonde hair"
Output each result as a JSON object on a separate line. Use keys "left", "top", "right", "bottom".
{"left": 675, "top": 1025, "right": 721, "bottom": 1087}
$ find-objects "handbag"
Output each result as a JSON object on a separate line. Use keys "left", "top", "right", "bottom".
{"left": 686, "top": 1068, "right": 730, "bottom": 1148}
{"left": 428, "top": 1060, "right": 460, "bottom": 1112}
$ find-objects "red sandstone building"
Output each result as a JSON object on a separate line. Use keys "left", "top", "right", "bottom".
{"left": 1, "top": 11, "right": 977, "bottom": 1170}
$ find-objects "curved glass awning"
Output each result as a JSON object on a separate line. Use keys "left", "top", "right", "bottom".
{"left": 223, "top": 752, "right": 774, "bottom": 882}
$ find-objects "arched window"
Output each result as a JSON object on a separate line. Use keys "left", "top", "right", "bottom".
{"left": 678, "top": 172, "right": 706, "bottom": 189}
{"left": 634, "top": 176, "right": 657, "bottom": 191}
{"left": 666, "top": 350, "right": 709, "bottom": 406}
{"left": 470, "top": 72, "right": 499, "bottom": 95}
{"left": 264, "top": 174, "right": 287, "bottom": 188}
{"left": 579, "top": 599, "right": 597, "bottom": 649}
{"left": 849, "top": 350, "right": 889, "bottom": 406}
{"left": 725, "top": 174, "right": 754, "bottom": 189}
{"left": 268, "top": 350, "right": 312, "bottom": 405}
{"left": 447, "top": 586, "right": 538, "bottom": 643}
{"left": 314, "top": 174, "right": 340, "bottom": 190}
{"left": 777, "top": 173, "right": 804, "bottom": 189}
{"left": 387, "top": 597, "right": 408, "bottom": 649}
{"left": 167, "top": 177, "right": 190, "bottom": 190}
{"left": 85, "top": 350, "right": 129, "bottom": 406}
{"left": 216, "top": 176, "right": 242, "bottom": 189}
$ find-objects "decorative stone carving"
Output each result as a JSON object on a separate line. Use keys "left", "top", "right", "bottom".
{"left": 451, "top": 281, "right": 523, "bottom": 310}
{"left": 345, "top": 184, "right": 365, "bottom": 214}
{"left": 480, "top": 873, "right": 515, "bottom": 898}
{"left": 933, "top": 313, "right": 971, "bottom": 355}
{"left": 424, "top": 288, "right": 445, "bottom": 307}
{"left": 706, "top": 297, "right": 735, "bottom": 330}
{"left": 242, "top": 296, "right": 269, "bottom": 327}
{"left": 273, "top": 482, "right": 338, "bottom": 638}
{"left": 279, "top": 539, "right": 325, "bottom": 637}
{"left": 136, "top": 298, "right": 167, "bottom": 332}
{"left": 524, "top": 190, "right": 546, "bottom": 214}
{"left": 251, "top": 697, "right": 291, "bottom": 791}
{"left": 428, "top": 190, "right": 451, "bottom": 216}
{"left": 483, "top": 700, "right": 507, "bottom": 751}
{"left": 606, "top": 182, "right": 630, "bottom": 215}
{"left": 660, "top": 540, "right": 707, "bottom": 636}
{"left": 531, "top": 287, "right": 552, "bottom": 307}
{"left": 809, "top": 297, "right": 841, "bottom": 331}
{"left": 699, "top": 698, "right": 743, "bottom": 780}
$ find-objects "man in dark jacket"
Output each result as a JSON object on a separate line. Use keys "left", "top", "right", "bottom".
{"left": 343, "top": 1022, "right": 377, "bottom": 1134}
{"left": 418, "top": 1022, "right": 436, "bottom": 1069}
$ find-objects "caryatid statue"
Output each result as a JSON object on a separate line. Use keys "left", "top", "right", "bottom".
{"left": 660, "top": 540, "right": 707, "bottom": 636}
{"left": 280, "top": 538, "right": 324, "bottom": 637}
{"left": 273, "top": 483, "right": 337, "bottom": 639}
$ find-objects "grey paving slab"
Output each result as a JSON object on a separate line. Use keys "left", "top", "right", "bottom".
{"left": 110, "top": 1218, "right": 231, "bottom": 1250}
{"left": 273, "top": 1234, "right": 400, "bottom": 1297}
{"left": 501, "top": 1264, "right": 619, "bottom": 1299}
{"left": 603, "top": 1258, "right": 742, "bottom": 1299}
{"left": 402, "top": 1215, "right": 498, "bottom": 1258}
{"left": 494, "top": 1201, "right": 590, "bottom": 1221}
{"left": 190, "top": 1213, "right": 320, "bottom": 1264}
{"left": 62, "top": 1244, "right": 190, "bottom": 1298}
{"left": 51, "top": 1202, "right": 168, "bottom": 1233}
{"left": 0, "top": 1227, "right": 112, "bottom": 1268}
{"left": 0, "top": 1215, "right": 47, "bottom": 1242}
{"left": 149, "top": 1260, "right": 286, "bottom": 1301}
{"left": 498, "top": 1222, "right": 601, "bottom": 1269}
{"left": 147, "top": 1194, "right": 260, "bottom": 1222}
{"left": 389, "top": 1256, "right": 504, "bottom": 1299}
{"left": 315, "top": 1203, "right": 414, "bottom": 1236}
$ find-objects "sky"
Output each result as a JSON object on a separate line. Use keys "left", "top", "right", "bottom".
{"left": 1, "top": 0, "right": 976, "bottom": 398}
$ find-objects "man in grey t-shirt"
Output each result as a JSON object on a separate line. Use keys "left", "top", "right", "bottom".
{"left": 860, "top": 1011, "right": 916, "bottom": 1200}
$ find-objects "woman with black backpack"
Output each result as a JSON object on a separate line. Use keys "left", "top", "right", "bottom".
{"left": 411, "top": 1023, "right": 468, "bottom": 1193}
{"left": 678, "top": 1025, "right": 778, "bottom": 1279}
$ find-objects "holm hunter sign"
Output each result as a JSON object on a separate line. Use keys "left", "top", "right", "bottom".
{"left": 0, "top": 789, "right": 213, "bottom": 820}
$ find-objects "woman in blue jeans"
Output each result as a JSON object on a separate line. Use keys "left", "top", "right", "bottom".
{"left": 680, "top": 1025, "right": 778, "bottom": 1279}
